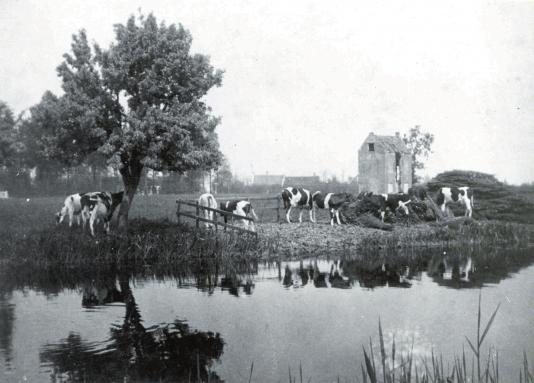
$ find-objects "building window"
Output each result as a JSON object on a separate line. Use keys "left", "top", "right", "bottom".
{"left": 368, "top": 143, "right": 374, "bottom": 152}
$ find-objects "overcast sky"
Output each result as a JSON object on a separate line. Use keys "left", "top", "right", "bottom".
{"left": 1, "top": 0, "right": 534, "bottom": 184}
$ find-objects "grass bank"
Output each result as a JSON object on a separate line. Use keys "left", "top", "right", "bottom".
{"left": 0, "top": 196, "right": 532, "bottom": 269}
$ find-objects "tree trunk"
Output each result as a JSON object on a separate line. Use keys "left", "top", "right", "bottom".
{"left": 117, "top": 162, "right": 143, "bottom": 231}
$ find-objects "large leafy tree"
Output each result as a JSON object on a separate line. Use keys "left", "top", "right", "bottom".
{"left": 52, "top": 13, "right": 223, "bottom": 228}
{"left": 0, "top": 101, "right": 17, "bottom": 168}
{"left": 403, "top": 125, "right": 434, "bottom": 184}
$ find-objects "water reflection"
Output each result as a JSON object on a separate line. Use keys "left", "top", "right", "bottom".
{"left": 41, "top": 276, "right": 224, "bottom": 382}
{"left": 0, "top": 246, "right": 533, "bottom": 382}
{"left": 0, "top": 248, "right": 532, "bottom": 299}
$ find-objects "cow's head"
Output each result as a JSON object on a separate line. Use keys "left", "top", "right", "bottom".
{"left": 281, "top": 189, "right": 292, "bottom": 209}
{"left": 55, "top": 207, "right": 67, "bottom": 224}
{"left": 397, "top": 200, "right": 411, "bottom": 216}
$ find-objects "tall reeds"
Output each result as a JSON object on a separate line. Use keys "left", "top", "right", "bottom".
{"left": 359, "top": 293, "right": 530, "bottom": 383}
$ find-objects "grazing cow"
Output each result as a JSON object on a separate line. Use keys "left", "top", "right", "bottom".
{"left": 281, "top": 187, "right": 314, "bottom": 223}
{"left": 81, "top": 191, "right": 124, "bottom": 236}
{"left": 198, "top": 193, "right": 217, "bottom": 228}
{"left": 436, "top": 186, "right": 474, "bottom": 218}
{"left": 56, "top": 192, "right": 100, "bottom": 227}
{"left": 312, "top": 192, "right": 351, "bottom": 225}
{"left": 219, "top": 200, "right": 258, "bottom": 231}
{"left": 378, "top": 193, "right": 412, "bottom": 221}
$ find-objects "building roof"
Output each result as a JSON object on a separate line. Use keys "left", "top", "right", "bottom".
{"left": 282, "top": 176, "right": 321, "bottom": 187}
{"left": 362, "top": 132, "right": 410, "bottom": 154}
{"left": 253, "top": 174, "right": 285, "bottom": 185}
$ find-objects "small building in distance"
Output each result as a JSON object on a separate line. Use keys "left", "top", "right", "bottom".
{"left": 282, "top": 175, "right": 321, "bottom": 189}
{"left": 252, "top": 174, "right": 285, "bottom": 186}
{"left": 358, "top": 132, "right": 412, "bottom": 194}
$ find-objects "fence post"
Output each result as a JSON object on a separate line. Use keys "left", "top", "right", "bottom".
{"left": 214, "top": 208, "right": 218, "bottom": 231}
{"left": 176, "top": 200, "right": 181, "bottom": 224}
{"left": 276, "top": 197, "right": 280, "bottom": 223}
{"left": 196, "top": 201, "right": 200, "bottom": 229}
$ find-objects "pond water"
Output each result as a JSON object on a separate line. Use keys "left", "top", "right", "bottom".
{"left": 1, "top": 247, "right": 534, "bottom": 382}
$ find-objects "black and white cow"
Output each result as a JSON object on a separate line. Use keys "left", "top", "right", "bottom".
{"left": 378, "top": 193, "right": 412, "bottom": 221}
{"left": 219, "top": 200, "right": 258, "bottom": 231}
{"left": 81, "top": 191, "right": 124, "bottom": 236}
{"left": 312, "top": 192, "right": 351, "bottom": 225}
{"left": 281, "top": 187, "right": 314, "bottom": 223}
{"left": 56, "top": 192, "right": 101, "bottom": 227}
{"left": 198, "top": 193, "right": 217, "bottom": 228}
{"left": 436, "top": 187, "right": 474, "bottom": 218}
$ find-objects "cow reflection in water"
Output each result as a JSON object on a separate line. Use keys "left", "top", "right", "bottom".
{"left": 428, "top": 254, "right": 476, "bottom": 288}
{"left": 41, "top": 276, "right": 224, "bottom": 383}
{"left": 348, "top": 263, "right": 412, "bottom": 289}
{"left": 281, "top": 260, "right": 353, "bottom": 289}
{"left": 281, "top": 259, "right": 416, "bottom": 289}
{"left": 220, "top": 274, "right": 254, "bottom": 296}
{"left": 81, "top": 279, "right": 125, "bottom": 307}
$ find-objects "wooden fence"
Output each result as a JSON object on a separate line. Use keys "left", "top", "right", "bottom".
{"left": 245, "top": 196, "right": 281, "bottom": 222}
{"left": 176, "top": 199, "right": 259, "bottom": 236}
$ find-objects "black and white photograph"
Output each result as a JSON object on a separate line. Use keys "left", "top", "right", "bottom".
{"left": 1, "top": 1, "right": 534, "bottom": 382}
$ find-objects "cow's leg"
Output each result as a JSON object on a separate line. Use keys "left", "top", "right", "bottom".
{"left": 335, "top": 209, "right": 341, "bottom": 225}
{"left": 68, "top": 209, "right": 74, "bottom": 227}
{"left": 380, "top": 210, "right": 385, "bottom": 222}
{"left": 465, "top": 200, "right": 472, "bottom": 218}
{"left": 81, "top": 209, "right": 88, "bottom": 230}
{"left": 309, "top": 207, "right": 315, "bottom": 223}
{"left": 104, "top": 220, "right": 110, "bottom": 234}
{"left": 329, "top": 209, "right": 334, "bottom": 226}
{"left": 76, "top": 214, "right": 81, "bottom": 226}
{"left": 208, "top": 210, "right": 214, "bottom": 227}
{"left": 89, "top": 212, "right": 96, "bottom": 237}
{"left": 298, "top": 207, "right": 303, "bottom": 223}
{"left": 286, "top": 206, "right": 292, "bottom": 223}
{"left": 203, "top": 209, "right": 210, "bottom": 228}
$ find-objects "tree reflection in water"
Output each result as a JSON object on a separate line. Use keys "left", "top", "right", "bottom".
{"left": 40, "top": 276, "right": 224, "bottom": 383}
{"left": 0, "top": 292, "right": 15, "bottom": 368}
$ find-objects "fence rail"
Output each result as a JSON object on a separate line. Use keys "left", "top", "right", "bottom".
{"left": 178, "top": 196, "right": 282, "bottom": 223}
{"left": 176, "top": 199, "right": 259, "bottom": 237}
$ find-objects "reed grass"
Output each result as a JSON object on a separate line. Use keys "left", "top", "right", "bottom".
{"left": 0, "top": 218, "right": 262, "bottom": 270}
{"left": 358, "top": 293, "right": 534, "bottom": 383}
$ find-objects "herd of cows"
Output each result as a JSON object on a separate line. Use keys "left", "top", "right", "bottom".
{"left": 54, "top": 185, "right": 475, "bottom": 235}
{"left": 279, "top": 185, "right": 474, "bottom": 226}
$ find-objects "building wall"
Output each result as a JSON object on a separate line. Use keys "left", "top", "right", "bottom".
{"left": 358, "top": 147, "right": 386, "bottom": 194}
{"left": 358, "top": 146, "right": 412, "bottom": 194}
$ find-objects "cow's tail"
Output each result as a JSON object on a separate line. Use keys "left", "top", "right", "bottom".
{"left": 251, "top": 207, "right": 259, "bottom": 221}
{"left": 468, "top": 188, "right": 474, "bottom": 208}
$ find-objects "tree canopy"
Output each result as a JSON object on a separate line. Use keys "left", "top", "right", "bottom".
{"left": 403, "top": 125, "right": 434, "bottom": 184}
{"left": 46, "top": 13, "right": 224, "bottom": 227}
{"left": 0, "top": 101, "right": 17, "bottom": 168}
